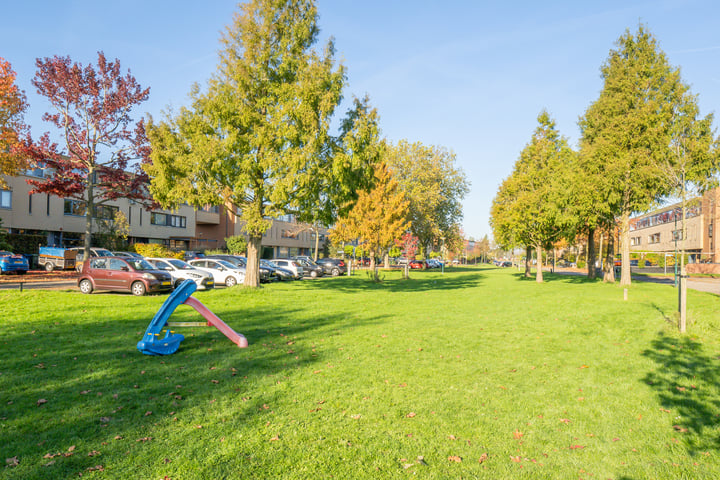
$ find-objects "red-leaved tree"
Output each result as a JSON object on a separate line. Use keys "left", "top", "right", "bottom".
{"left": 21, "top": 52, "right": 154, "bottom": 254}
{"left": 397, "top": 232, "right": 418, "bottom": 279}
{"left": 0, "top": 57, "right": 29, "bottom": 187}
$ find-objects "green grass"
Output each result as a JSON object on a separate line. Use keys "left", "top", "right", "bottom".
{"left": 2, "top": 266, "right": 720, "bottom": 479}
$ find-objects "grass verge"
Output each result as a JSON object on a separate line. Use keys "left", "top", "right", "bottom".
{"left": 1, "top": 266, "right": 719, "bottom": 479}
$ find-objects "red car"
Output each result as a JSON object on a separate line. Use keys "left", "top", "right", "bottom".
{"left": 409, "top": 259, "right": 427, "bottom": 269}
{"left": 78, "top": 256, "right": 173, "bottom": 296}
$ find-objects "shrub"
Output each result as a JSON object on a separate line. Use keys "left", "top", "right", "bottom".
{"left": 133, "top": 243, "right": 183, "bottom": 259}
{"left": 225, "top": 235, "right": 248, "bottom": 255}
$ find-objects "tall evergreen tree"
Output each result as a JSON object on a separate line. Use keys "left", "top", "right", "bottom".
{"left": 490, "top": 110, "right": 573, "bottom": 283}
{"left": 146, "top": 0, "right": 373, "bottom": 287}
{"left": 579, "top": 24, "right": 686, "bottom": 286}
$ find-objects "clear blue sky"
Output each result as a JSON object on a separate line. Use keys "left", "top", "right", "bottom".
{"left": 3, "top": 1, "right": 720, "bottom": 241}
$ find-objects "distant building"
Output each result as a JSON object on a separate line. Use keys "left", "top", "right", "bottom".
{"left": 1, "top": 171, "right": 328, "bottom": 258}
{"left": 629, "top": 188, "right": 720, "bottom": 265}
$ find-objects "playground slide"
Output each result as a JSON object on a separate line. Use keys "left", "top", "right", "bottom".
{"left": 137, "top": 279, "right": 249, "bottom": 355}
{"left": 136, "top": 280, "right": 196, "bottom": 355}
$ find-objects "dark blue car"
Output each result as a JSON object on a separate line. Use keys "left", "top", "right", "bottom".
{"left": 0, "top": 251, "right": 29, "bottom": 274}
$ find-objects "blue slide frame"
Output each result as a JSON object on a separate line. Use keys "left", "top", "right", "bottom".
{"left": 136, "top": 279, "right": 197, "bottom": 355}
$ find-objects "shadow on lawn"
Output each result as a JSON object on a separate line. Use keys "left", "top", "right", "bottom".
{"left": 642, "top": 331, "right": 720, "bottom": 455}
{"left": 0, "top": 298, "right": 388, "bottom": 479}
{"left": 302, "top": 268, "right": 485, "bottom": 293}
{"left": 511, "top": 271, "right": 601, "bottom": 284}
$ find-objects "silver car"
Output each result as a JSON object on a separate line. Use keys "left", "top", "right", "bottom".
{"left": 270, "top": 258, "right": 304, "bottom": 279}
{"left": 145, "top": 257, "right": 215, "bottom": 290}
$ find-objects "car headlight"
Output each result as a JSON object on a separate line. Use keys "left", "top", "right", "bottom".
{"left": 142, "top": 273, "right": 156, "bottom": 280}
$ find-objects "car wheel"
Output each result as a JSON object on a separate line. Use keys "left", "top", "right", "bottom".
{"left": 79, "top": 279, "right": 93, "bottom": 294}
{"left": 131, "top": 281, "right": 147, "bottom": 296}
{"left": 331, "top": 267, "right": 340, "bottom": 276}
{"left": 44, "top": 262, "right": 54, "bottom": 272}
{"left": 225, "top": 276, "right": 237, "bottom": 287}
{"left": 310, "top": 270, "right": 318, "bottom": 278}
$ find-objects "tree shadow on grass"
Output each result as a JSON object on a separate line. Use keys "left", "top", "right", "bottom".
{"left": 642, "top": 331, "right": 720, "bottom": 455}
{"left": 510, "top": 271, "right": 602, "bottom": 284}
{"left": 299, "top": 269, "right": 485, "bottom": 293}
{"left": 0, "top": 298, "right": 389, "bottom": 479}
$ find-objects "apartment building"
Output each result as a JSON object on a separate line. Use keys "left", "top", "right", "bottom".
{"left": 1, "top": 171, "right": 328, "bottom": 258}
{"left": 629, "top": 188, "right": 720, "bottom": 265}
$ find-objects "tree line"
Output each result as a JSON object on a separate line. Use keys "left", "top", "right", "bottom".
{"left": 0, "top": 0, "right": 468, "bottom": 287}
{"left": 490, "top": 24, "right": 720, "bottom": 287}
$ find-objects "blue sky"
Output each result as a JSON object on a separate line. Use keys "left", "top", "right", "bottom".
{"left": 3, "top": 1, "right": 720, "bottom": 241}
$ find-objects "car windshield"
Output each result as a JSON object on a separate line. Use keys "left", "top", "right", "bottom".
{"left": 215, "top": 260, "right": 238, "bottom": 269}
{"left": 0, "top": 251, "right": 13, "bottom": 256}
{"left": 129, "top": 259, "right": 156, "bottom": 271}
{"left": 95, "top": 249, "right": 113, "bottom": 257}
{"left": 263, "top": 260, "right": 279, "bottom": 268}
{"left": 168, "top": 259, "right": 195, "bottom": 270}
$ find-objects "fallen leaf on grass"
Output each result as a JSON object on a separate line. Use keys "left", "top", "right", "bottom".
{"left": 136, "top": 437, "right": 152, "bottom": 442}
{"left": 86, "top": 465, "right": 104, "bottom": 472}
{"left": 37, "top": 398, "right": 47, "bottom": 406}
{"left": 406, "top": 412, "right": 416, "bottom": 418}
{"left": 269, "top": 435, "right": 280, "bottom": 441}
{"left": 513, "top": 430, "right": 523, "bottom": 439}
{"left": 569, "top": 445, "right": 585, "bottom": 449}
{"left": 560, "top": 418, "right": 571, "bottom": 424}
{"left": 144, "top": 411, "right": 152, "bottom": 417}
{"left": 673, "top": 425, "right": 689, "bottom": 433}
{"left": 448, "top": 435, "right": 457, "bottom": 440}
{"left": 80, "top": 390, "right": 91, "bottom": 395}
{"left": 478, "top": 453, "right": 488, "bottom": 463}
{"left": 88, "top": 450, "right": 101, "bottom": 457}
{"left": 68, "top": 446, "right": 76, "bottom": 452}
{"left": 510, "top": 456, "right": 521, "bottom": 463}
{"left": 6, "top": 456, "right": 19, "bottom": 467}
{"left": 43, "top": 460, "right": 55, "bottom": 467}
{"left": 448, "top": 456, "right": 462, "bottom": 462}
{"left": 211, "top": 380, "right": 219, "bottom": 384}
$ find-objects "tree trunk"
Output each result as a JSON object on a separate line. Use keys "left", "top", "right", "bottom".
{"left": 679, "top": 179, "right": 687, "bottom": 333}
{"left": 383, "top": 252, "right": 390, "bottom": 269}
{"left": 535, "top": 244, "right": 543, "bottom": 283}
{"left": 524, "top": 246, "right": 532, "bottom": 278}
{"left": 603, "top": 228, "right": 616, "bottom": 283}
{"left": 598, "top": 233, "right": 604, "bottom": 273}
{"left": 244, "top": 234, "right": 262, "bottom": 287}
{"left": 587, "top": 227, "right": 596, "bottom": 280}
{"left": 620, "top": 211, "right": 631, "bottom": 286}
{"left": 313, "top": 226, "right": 320, "bottom": 261}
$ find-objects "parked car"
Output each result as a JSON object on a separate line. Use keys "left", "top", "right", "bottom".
{"left": 39, "top": 246, "right": 77, "bottom": 271}
{"left": 0, "top": 251, "right": 29, "bottom": 274}
{"left": 184, "top": 251, "right": 205, "bottom": 261}
{"left": 112, "top": 251, "right": 144, "bottom": 259}
{"left": 145, "top": 257, "right": 215, "bottom": 290}
{"left": 78, "top": 256, "right": 173, "bottom": 296}
{"left": 270, "top": 258, "right": 303, "bottom": 279}
{"left": 294, "top": 258, "right": 324, "bottom": 278}
{"left": 426, "top": 259, "right": 443, "bottom": 269}
{"left": 260, "top": 259, "right": 295, "bottom": 281}
{"left": 204, "top": 254, "right": 274, "bottom": 282}
{"left": 68, "top": 247, "right": 114, "bottom": 272}
{"left": 500, "top": 261, "right": 513, "bottom": 267}
{"left": 315, "top": 257, "right": 346, "bottom": 276}
{"left": 409, "top": 259, "right": 427, "bottom": 270}
{"left": 188, "top": 258, "right": 245, "bottom": 287}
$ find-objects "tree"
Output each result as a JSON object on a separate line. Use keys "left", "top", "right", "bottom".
{"left": 146, "top": 0, "right": 372, "bottom": 287}
{"left": 0, "top": 58, "right": 29, "bottom": 187}
{"left": 385, "top": 140, "right": 469, "bottom": 252}
{"left": 490, "top": 111, "right": 573, "bottom": 282}
{"left": 656, "top": 90, "right": 719, "bottom": 331}
{"left": 20, "top": 52, "right": 153, "bottom": 258}
{"left": 330, "top": 163, "right": 410, "bottom": 281}
{"left": 225, "top": 234, "right": 248, "bottom": 255}
{"left": 397, "top": 232, "right": 419, "bottom": 279}
{"left": 579, "top": 25, "right": 687, "bottom": 286}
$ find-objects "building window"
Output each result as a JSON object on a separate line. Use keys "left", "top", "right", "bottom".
{"left": 0, "top": 190, "right": 11, "bottom": 209}
{"left": 28, "top": 193, "right": 32, "bottom": 214}
{"left": 709, "top": 222, "right": 713, "bottom": 238}
{"left": 672, "top": 230, "right": 683, "bottom": 242}
{"left": 202, "top": 205, "right": 220, "bottom": 214}
{"left": 648, "top": 233, "right": 661, "bottom": 244}
{"left": 46, "top": 194, "right": 50, "bottom": 216}
{"left": 64, "top": 199, "right": 86, "bottom": 216}
{"left": 151, "top": 212, "right": 186, "bottom": 228}
{"left": 630, "top": 236, "right": 641, "bottom": 246}
{"left": 95, "top": 204, "right": 118, "bottom": 220}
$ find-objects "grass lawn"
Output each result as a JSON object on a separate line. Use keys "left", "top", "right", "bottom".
{"left": 2, "top": 266, "right": 719, "bottom": 479}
